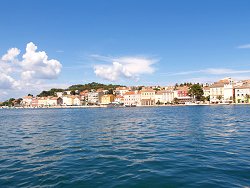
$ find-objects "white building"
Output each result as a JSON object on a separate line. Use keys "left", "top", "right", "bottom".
{"left": 87, "top": 91, "right": 104, "bottom": 104}
{"left": 47, "top": 97, "right": 63, "bottom": 106}
{"left": 235, "top": 86, "right": 250, "bottom": 103}
{"left": 155, "top": 91, "right": 164, "bottom": 104}
{"left": 73, "top": 96, "right": 81, "bottom": 106}
{"left": 203, "top": 86, "right": 210, "bottom": 98}
{"left": 210, "top": 78, "right": 234, "bottom": 103}
{"left": 114, "top": 87, "right": 130, "bottom": 96}
{"left": 38, "top": 97, "right": 48, "bottom": 107}
{"left": 162, "top": 90, "right": 175, "bottom": 104}
{"left": 124, "top": 91, "right": 141, "bottom": 106}
{"left": 21, "top": 96, "right": 33, "bottom": 107}
{"left": 55, "top": 92, "right": 63, "bottom": 97}
{"left": 62, "top": 96, "right": 73, "bottom": 106}
{"left": 114, "top": 95, "right": 124, "bottom": 104}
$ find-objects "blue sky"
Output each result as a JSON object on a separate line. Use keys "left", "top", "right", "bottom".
{"left": 0, "top": 0, "right": 250, "bottom": 99}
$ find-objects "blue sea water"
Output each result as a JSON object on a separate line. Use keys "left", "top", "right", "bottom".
{"left": 0, "top": 106, "right": 249, "bottom": 187}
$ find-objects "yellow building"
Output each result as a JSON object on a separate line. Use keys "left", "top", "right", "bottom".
{"left": 140, "top": 89, "right": 155, "bottom": 105}
{"left": 101, "top": 94, "right": 115, "bottom": 104}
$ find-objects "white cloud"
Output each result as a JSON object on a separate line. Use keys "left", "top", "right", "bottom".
{"left": 237, "top": 44, "right": 250, "bottom": 49}
{"left": 205, "top": 68, "right": 250, "bottom": 75}
{"left": 169, "top": 68, "right": 250, "bottom": 76}
{"left": 20, "top": 42, "right": 62, "bottom": 80}
{"left": 93, "top": 55, "right": 157, "bottom": 81}
{"left": 1, "top": 48, "right": 20, "bottom": 62}
{"left": 0, "top": 42, "right": 62, "bottom": 97}
{"left": 0, "top": 73, "right": 19, "bottom": 89}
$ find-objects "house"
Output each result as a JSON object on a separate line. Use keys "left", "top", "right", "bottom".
{"left": 235, "top": 85, "right": 250, "bottom": 103}
{"left": 210, "top": 78, "right": 234, "bottom": 103}
{"left": 114, "top": 87, "right": 130, "bottom": 96}
{"left": 31, "top": 98, "right": 39, "bottom": 107}
{"left": 55, "top": 92, "right": 63, "bottom": 97}
{"left": 124, "top": 91, "right": 141, "bottom": 106}
{"left": 173, "top": 86, "right": 192, "bottom": 104}
{"left": 21, "top": 96, "right": 33, "bottom": 107}
{"left": 72, "top": 96, "right": 81, "bottom": 106}
{"left": 88, "top": 90, "right": 104, "bottom": 105}
{"left": 101, "top": 94, "right": 115, "bottom": 104}
{"left": 203, "top": 86, "right": 210, "bottom": 98}
{"left": 114, "top": 95, "right": 124, "bottom": 104}
{"left": 162, "top": 90, "right": 175, "bottom": 104}
{"left": 47, "top": 97, "right": 63, "bottom": 106}
{"left": 155, "top": 91, "right": 164, "bottom": 104}
{"left": 62, "top": 95, "right": 73, "bottom": 106}
{"left": 65, "top": 90, "right": 71, "bottom": 95}
{"left": 79, "top": 90, "right": 88, "bottom": 105}
{"left": 174, "top": 86, "right": 189, "bottom": 98}
{"left": 140, "top": 89, "right": 155, "bottom": 105}
{"left": 38, "top": 97, "right": 48, "bottom": 107}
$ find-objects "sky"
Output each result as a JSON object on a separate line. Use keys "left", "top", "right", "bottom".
{"left": 1, "top": 0, "right": 250, "bottom": 100}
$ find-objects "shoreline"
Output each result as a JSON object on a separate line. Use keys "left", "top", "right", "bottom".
{"left": 1, "top": 103, "right": 250, "bottom": 109}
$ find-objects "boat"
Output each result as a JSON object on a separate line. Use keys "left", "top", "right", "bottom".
{"left": 125, "top": 104, "right": 137, "bottom": 107}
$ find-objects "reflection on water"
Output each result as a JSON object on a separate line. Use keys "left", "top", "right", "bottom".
{"left": 0, "top": 106, "right": 250, "bottom": 187}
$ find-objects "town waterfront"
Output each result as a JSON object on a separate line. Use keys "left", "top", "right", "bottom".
{"left": 0, "top": 106, "right": 249, "bottom": 187}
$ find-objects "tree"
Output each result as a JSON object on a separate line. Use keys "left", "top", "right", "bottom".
{"left": 173, "top": 98, "right": 179, "bottom": 104}
{"left": 217, "top": 95, "right": 222, "bottom": 101}
{"left": 188, "top": 84, "right": 204, "bottom": 101}
{"left": 137, "top": 86, "right": 143, "bottom": 90}
{"left": 156, "top": 100, "right": 161, "bottom": 105}
{"left": 68, "top": 82, "right": 124, "bottom": 92}
{"left": 245, "top": 94, "right": 250, "bottom": 103}
{"left": 37, "top": 88, "right": 64, "bottom": 97}
{"left": 108, "top": 89, "right": 114, "bottom": 95}
{"left": 28, "top": 94, "right": 33, "bottom": 97}
{"left": 205, "top": 96, "right": 210, "bottom": 102}
{"left": 0, "top": 98, "right": 16, "bottom": 107}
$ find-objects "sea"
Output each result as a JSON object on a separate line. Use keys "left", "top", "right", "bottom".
{"left": 0, "top": 105, "right": 249, "bottom": 187}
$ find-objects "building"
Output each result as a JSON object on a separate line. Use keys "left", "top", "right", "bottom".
{"left": 174, "top": 86, "right": 189, "bottom": 98}
{"left": 38, "top": 97, "right": 48, "bottom": 107}
{"left": 173, "top": 86, "right": 192, "bottom": 104}
{"left": 224, "top": 79, "right": 234, "bottom": 102}
{"left": 124, "top": 91, "right": 141, "bottom": 106}
{"left": 162, "top": 90, "right": 175, "bottom": 104}
{"left": 114, "top": 87, "right": 130, "bottom": 96}
{"left": 62, "top": 96, "right": 73, "bottom": 106}
{"left": 80, "top": 90, "right": 88, "bottom": 105}
{"left": 176, "top": 96, "right": 193, "bottom": 104}
{"left": 65, "top": 90, "right": 71, "bottom": 95}
{"left": 235, "top": 86, "right": 250, "bottom": 103}
{"left": 72, "top": 96, "right": 81, "bottom": 106}
{"left": 114, "top": 95, "right": 124, "bottom": 104}
{"left": 101, "top": 94, "right": 115, "bottom": 104}
{"left": 47, "top": 97, "right": 63, "bottom": 106}
{"left": 88, "top": 90, "right": 104, "bottom": 105}
{"left": 155, "top": 91, "right": 164, "bottom": 104}
{"left": 210, "top": 78, "right": 234, "bottom": 103}
{"left": 55, "top": 92, "right": 63, "bottom": 97}
{"left": 31, "top": 98, "right": 39, "bottom": 107}
{"left": 140, "top": 89, "right": 155, "bottom": 106}
{"left": 21, "top": 96, "right": 33, "bottom": 107}
{"left": 203, "top": 86, "right": 210, "bottom": 98}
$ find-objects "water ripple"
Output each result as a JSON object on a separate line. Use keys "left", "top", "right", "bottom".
{"left": 0, "top": 106, "right": 250, "bottom": 187}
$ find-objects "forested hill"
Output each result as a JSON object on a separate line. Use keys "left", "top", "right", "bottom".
{"left": 68, "top": 82, "right": 124, "bottom": 91}
{"left": 37, "top": 82, "right": 124, "bottom": 97}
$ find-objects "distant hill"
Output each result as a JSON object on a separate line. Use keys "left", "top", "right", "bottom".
{"left": 37, "top": 82, "right": 124, "bottom": 97}
{"left": 68, "top": 82, "right": 124, "bottom": 91}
